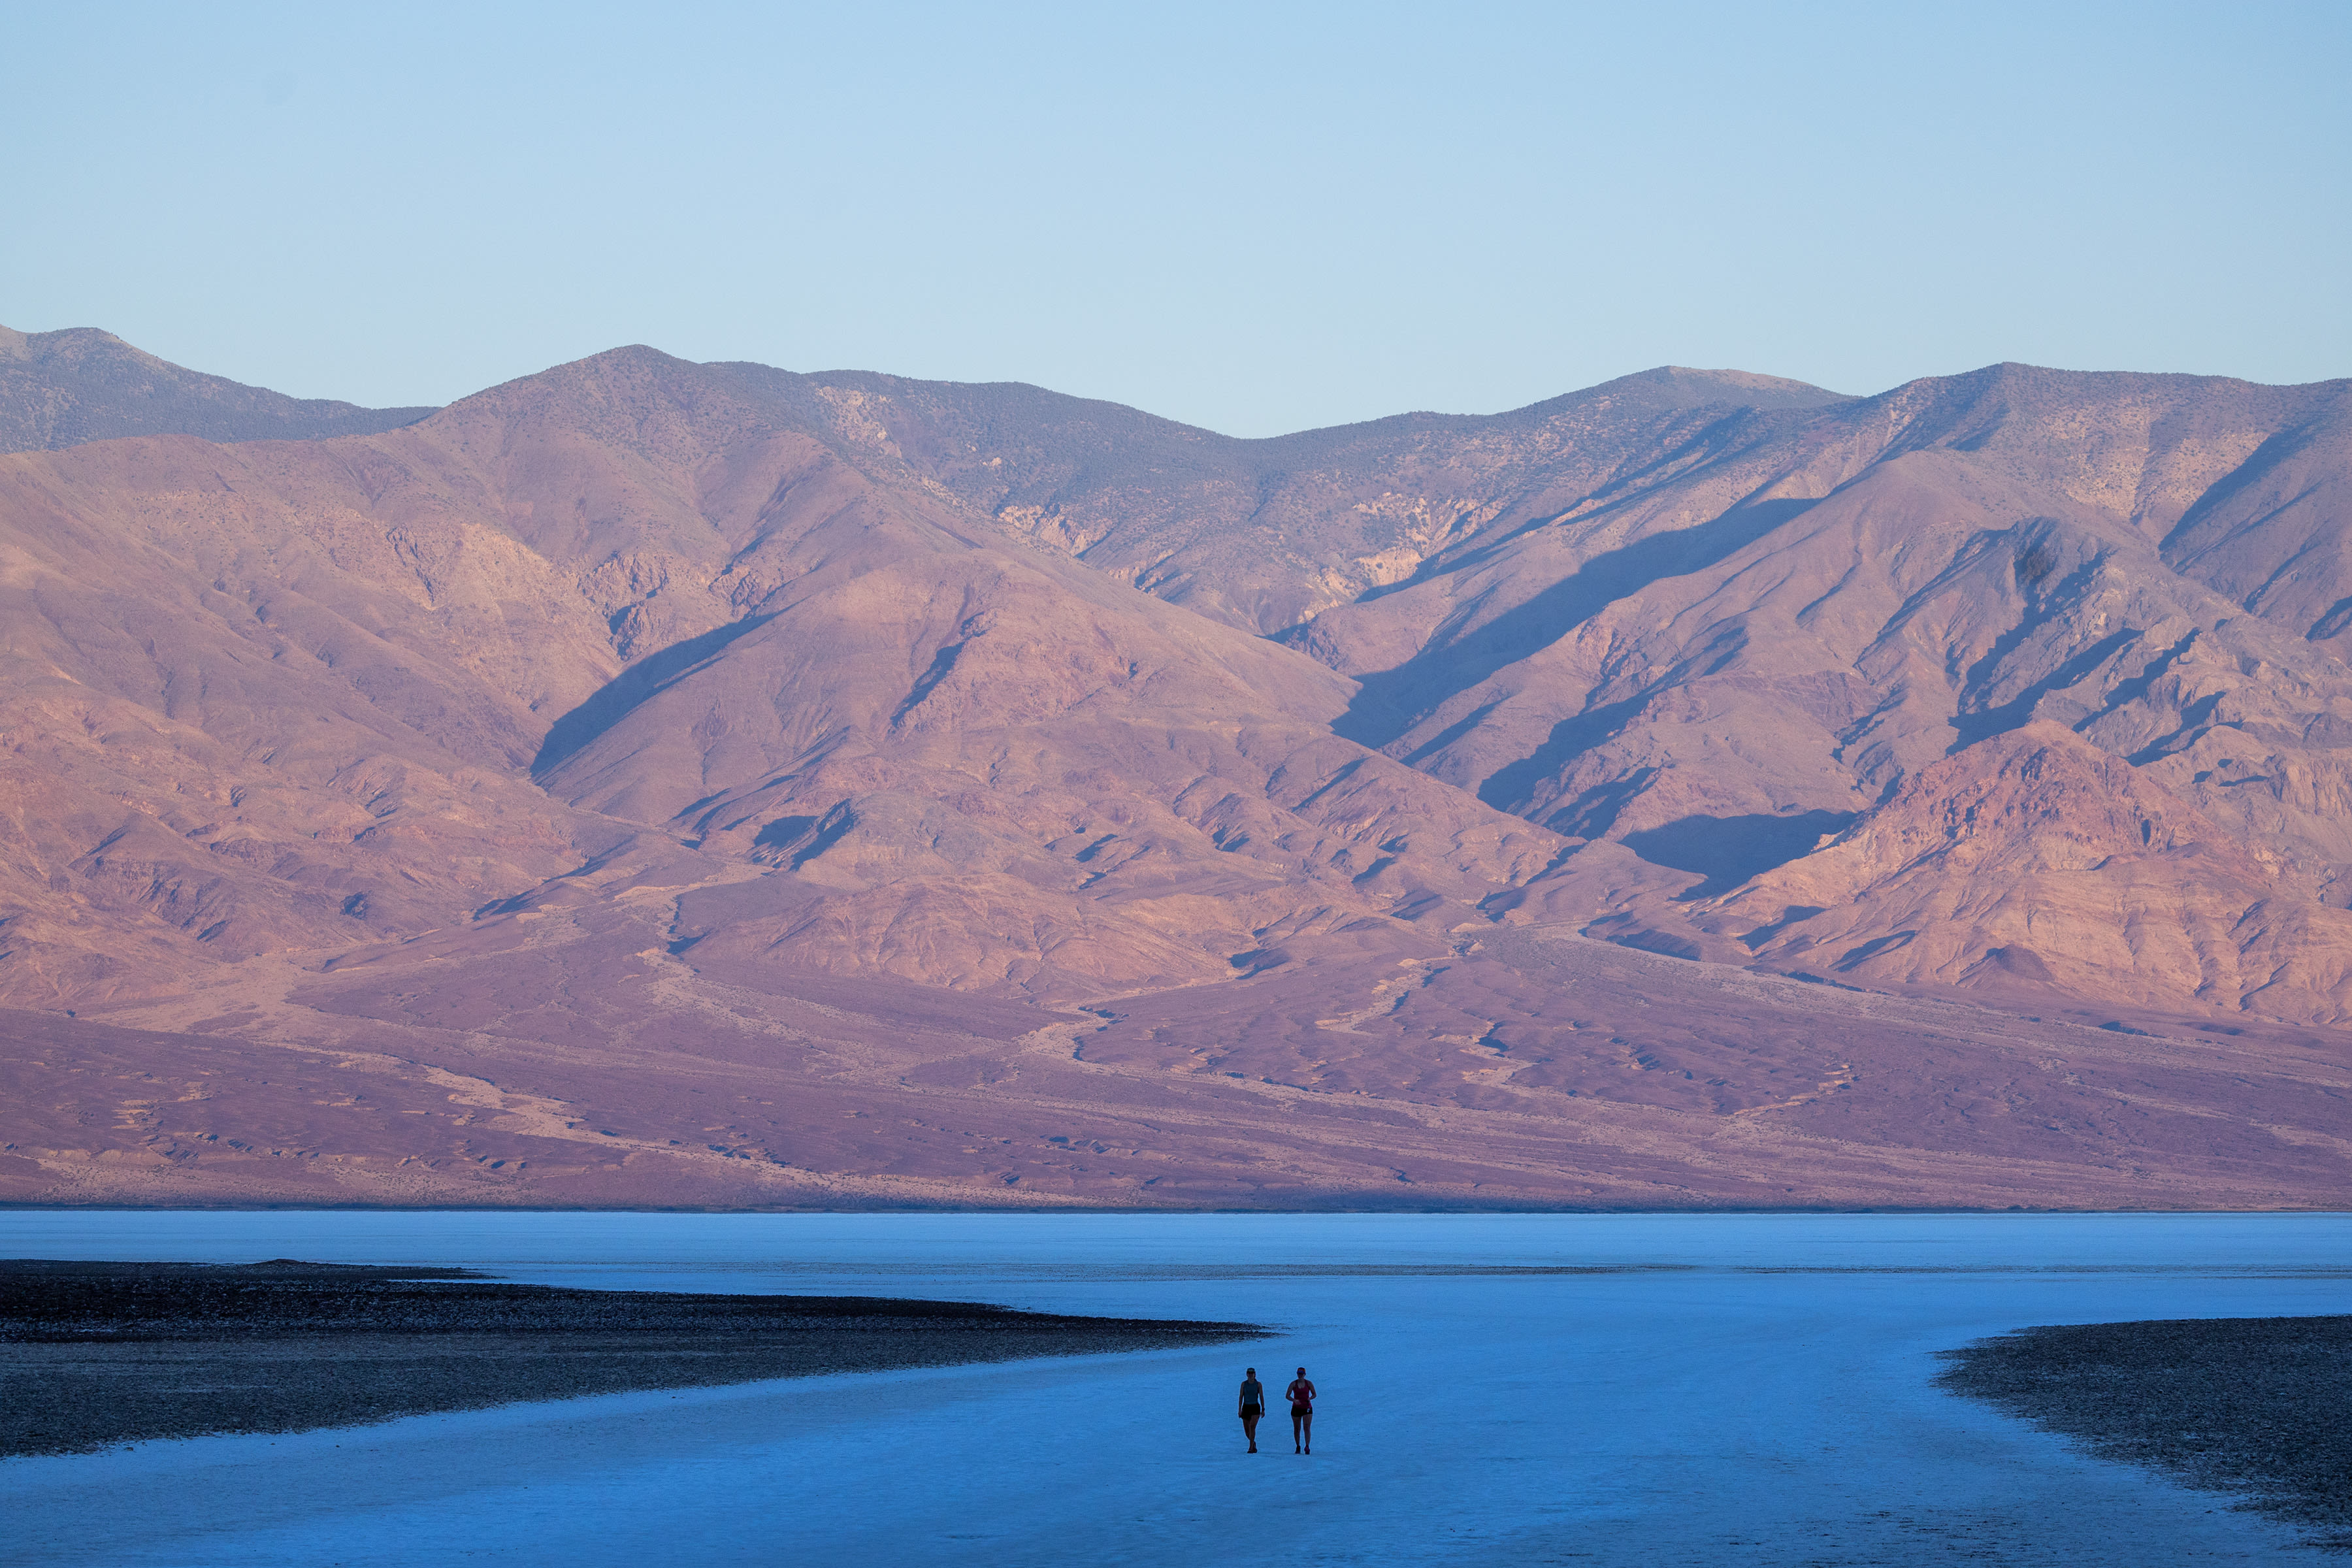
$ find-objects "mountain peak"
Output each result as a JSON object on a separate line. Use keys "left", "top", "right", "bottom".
{"left": 0, "top": 324, "right": 434, "bottom": 452}
{"left": 1621, "top": 365, "right": 1854, "bottom": 404}
{"left": 1511, "top": 365, "right": 1852, "bottom": 423}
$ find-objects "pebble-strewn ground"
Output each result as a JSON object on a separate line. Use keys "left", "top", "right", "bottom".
{"left": 1938, "top": 1316, "right": 2352, "bottom": 1552}
{"left": 0, "top": 1259, "right": 1264, "bottom": 1456}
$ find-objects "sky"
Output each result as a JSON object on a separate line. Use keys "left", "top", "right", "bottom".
{"left": 3, "top": 1, "right": 2347, "bottom": 436}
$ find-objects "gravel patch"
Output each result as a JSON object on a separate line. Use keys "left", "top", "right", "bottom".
{"left": 0, "top": 1258, "right": 1267, "bottom": 1457}
{"left": 1938, "top": 1315, "right": 2352, "bottom": 1551}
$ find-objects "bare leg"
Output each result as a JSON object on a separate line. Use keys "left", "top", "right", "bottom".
{"left": 1242, "top": 1413, "right": 1259, "bottom": 1451}
{"left": 1292, "top": 1411, "right": 1305, "bottom": 1452}
{"left": 1301, "top": 1411, "right": 1313, "bottom": 1454}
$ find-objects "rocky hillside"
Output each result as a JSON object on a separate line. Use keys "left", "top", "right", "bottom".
{"left": 0, "top": 347, "right": 1562, "bottom": 1009}
{"left": 1, "top": 342, "right": 2348, "bottom": 1209}
{"left": 834, "top": 361, "right": 2352, "bottom": 1023}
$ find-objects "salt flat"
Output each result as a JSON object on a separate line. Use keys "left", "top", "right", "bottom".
{"left": 3, "top": 1211, "right": 2345, "bottom": 1565}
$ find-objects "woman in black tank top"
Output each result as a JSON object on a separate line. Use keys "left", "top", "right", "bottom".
{"left": 1238, "top": 1366, "right": 1266, "bottom": 1452}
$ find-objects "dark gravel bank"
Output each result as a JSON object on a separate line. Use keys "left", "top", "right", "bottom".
{"left": 1938, "top": 1315, "right": 2352, "bottom": 1551}
{"left": 1, "top": 1259, "right": 1266, "bottom": 1458}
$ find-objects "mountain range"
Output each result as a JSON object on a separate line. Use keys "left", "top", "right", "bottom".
{"left": 3, "top": 323, "right": 2349, "bottom": 1209}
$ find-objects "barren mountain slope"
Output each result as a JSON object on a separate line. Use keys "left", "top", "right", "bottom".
{"left": 385, "top": 349, "right": 1573, "bottom": 996}
{"left": 767, "top": 359, "right": 2352, "bottom": 1025}
{"left": 926, "top": 362, "right": 2352, "bottom": 1024}
{"left": 5, "top": 343, "right": 2351, "bottom": 1211}
{"left": 0, "top": 346, "right": 1566, "bottom": 1011}
{"left": 0, "top": 325, "right": 434, "bottom": 452}
{"left": 1703, "top": 723, "right": 2352, "bottom": 1024}
{"left": 1277, "top": 367, "right": 2352, "bottom": 809}
{"left": 700, "top": 361, "right": 1852, "bottom": 636}
{"left": 0, "top": 429, "right": 624, "bottom": 1005}
{"left": 9, "top": 913, "right": 2348, "bottom": 1209}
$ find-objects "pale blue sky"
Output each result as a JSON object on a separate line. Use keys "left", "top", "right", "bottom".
{"left": 4, "top": 2, "right": 2346, "bottom": 434}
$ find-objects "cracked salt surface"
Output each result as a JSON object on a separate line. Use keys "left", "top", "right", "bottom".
{"left": 4, "top": 1210, "right": 2347, "bottom": 1565}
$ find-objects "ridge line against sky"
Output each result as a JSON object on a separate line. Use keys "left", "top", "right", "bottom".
{"left": 3, "top": 2, "right": 2347, "bottom": 436}
{"left": 20, "top": 322, "right": 2352, "bottom": 446}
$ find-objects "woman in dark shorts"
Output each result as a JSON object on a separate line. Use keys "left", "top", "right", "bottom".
{"left": 1286, "top": 1366, "right": 1316, "bottom": 1454}
{"left": 1238, "top": 1366, "right": 1266, "bottom": 1452}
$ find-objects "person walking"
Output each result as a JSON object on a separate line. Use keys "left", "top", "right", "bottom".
{"left": 1285, "top": 1366, "right": 1316, "bottom": 1454}
{"left": 1238, "top": 1367, "right": 1266, "bottom": 1452}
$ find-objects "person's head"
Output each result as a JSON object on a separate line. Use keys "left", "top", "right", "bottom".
{"left": 1245, "top": 1367, "right": 1256, "bottom": 1377}
{"left": 1296, "top": 1366, "right": 1307, "bottom": 1377}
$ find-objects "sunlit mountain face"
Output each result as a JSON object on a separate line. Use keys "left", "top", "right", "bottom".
{"left": 3, "top": 333, "right": 2349, "bottom": 1209}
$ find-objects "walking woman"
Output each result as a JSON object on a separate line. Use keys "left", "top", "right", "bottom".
{"left": 1286, "top": 1366, "right": 1316, "bottom": 1454}
{"left": 1238, "top": 1366, "right": 1266, "bottom": 1452}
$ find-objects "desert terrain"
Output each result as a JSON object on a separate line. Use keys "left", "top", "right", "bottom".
{"left": 3, "top": 329, "right": 2349, "bottom": 1208}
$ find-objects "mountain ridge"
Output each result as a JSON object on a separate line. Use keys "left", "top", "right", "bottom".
{"left": 1, "top": 333, "right": 2348, "bottom": 1209}
{"left": 0, "top": 323, "right": 436, "bottom": 453}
